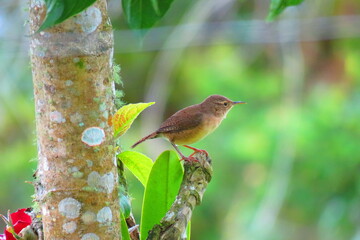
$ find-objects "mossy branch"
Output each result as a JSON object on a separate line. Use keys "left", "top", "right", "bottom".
{"left": 147, "top": 153, "right": 213, "bottom": 240}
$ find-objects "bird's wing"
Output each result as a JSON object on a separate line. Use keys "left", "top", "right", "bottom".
{"left": 157, "top": 109, "right": 203, "bottom": 134}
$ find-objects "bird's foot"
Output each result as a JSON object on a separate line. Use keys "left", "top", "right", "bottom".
{"left": 184, "top": 145, "right": 209, "bottom": 157}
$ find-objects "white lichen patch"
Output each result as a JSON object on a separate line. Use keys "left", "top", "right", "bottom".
{"left": 81, "top": 211, "right": 96, "bottom": 224}
{"left": 73, "top": 57, "right": 80, "bottom": 63}
{"left": 99, "top": 103, "right": 106, "bottom": 112}
{"left": 67, "top": 159, "right": 75, "bottom": 164}
{"left": 101, "top": 172, "right": 114, "bottom": 194}
{"left": 111, "top": 80, "right": 116, "bottom": 95}
{"left": 70, "top": 112, "right": 83, "bottom": 124}
{"left": 87, "top": 171, "right": 100, "bottom": 189}
{"left": 99, "top": 122, "right": 106, "bottom": 129}
{"left": 102, "top": 111, "right": 109, "bottom": 119}
{"left": 68, "top": 166, "right": 84, "bottom": 178}
{"left": 36, "top": 99, "right": 45, "bottom": 113}
{"left": 30, "top": 0, "right": 45, "bottom": 8}
{"left": 42, "top": 205, "right": 49, "bottom": 217}
{"left": 39, "top": 31, "right": 51, "bottom": 38}
{"left": 51, "top": 144, "right": 67, "bottom": 158}
{"left": 109, "top": 51, "right": 114, "bottom": 69}
{"left": 30, "top": 40, "right": 47, "bottom": 57}
{"left": 113, "top": 156, "right": 117, "bottom": 167}
{"left": 62, "top": 221, "right": 77, "bottom": 234}
{"left": 164, "top": 212, "right": 175, "bottom": 221}
{"left": 42, "top": 157, "right": 49, "bottom": 171}
{"left": 72, "top": 171, "right": 84, "bottom": 178}
{"left": 74, "top": 6, "right": 102, "bottom": 34}
{"left": 70, "top": 166, "right": 79, "bottom": 172}
{"left": 97, "top": 207, "right": 112, "bottom": 224}
{"left": 61, "top": 100, "right": 72, "bottom": 109}
{"left": 181, "top": 228, "right": 187, "bottom": 239}
{"left": 87, "top": 171, "right": 114, "bottom": 194}
{"left": 81, "top": 127, "right": 105, "bottom": 147}
{"left": 65, "top": 80, "right": 73, "bottom": 86}
{"left": 86, "top": 160, "right": 93, "bottom": 168}
{"left": 81, "top": 233, "right": 100, "bottom": 240}
{"left": 58, "top": 198, "right": 81, "bottom": 219}
{"left": 50, "top": 111, "right": 66, "bottom": 123}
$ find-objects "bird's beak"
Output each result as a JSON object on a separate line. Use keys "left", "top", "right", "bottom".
{"left": 232, "top": 101, "right": 246, "bottom": 105}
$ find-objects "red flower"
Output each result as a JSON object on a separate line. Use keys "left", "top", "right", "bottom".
{"left": 3, "top": 209, "right": 32, "bottom": 240}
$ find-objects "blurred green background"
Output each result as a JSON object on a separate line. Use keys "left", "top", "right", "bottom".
{"left": 1, "top": 0, "right": 360, "bottom": 239}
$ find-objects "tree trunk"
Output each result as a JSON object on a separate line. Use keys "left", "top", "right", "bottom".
{"left": 29, "top": 0, "right": 120, "bottom": 239}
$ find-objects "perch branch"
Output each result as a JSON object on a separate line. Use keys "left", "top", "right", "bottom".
{"left": 147, "top": 152, "right": 213, "bottom": 240}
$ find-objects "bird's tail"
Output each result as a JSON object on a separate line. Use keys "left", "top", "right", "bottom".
{"left": 131, "top": 132, "right": 158, "bottom": 148}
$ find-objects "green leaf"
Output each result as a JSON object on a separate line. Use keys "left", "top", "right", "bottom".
{"left": 118, "top": 151, "right": 153, "bottom": 186}
{"left": 113, "top": 102, "right": 155, "bottom": 137}
{"left": 38, "top": 0, "right": 97, "bottom": 32}
{"left": 140, "top": 151, "right": 183, "bottom": 240}
{"left": 187, "top": 221, "right": 191, "bottom": 240}
{"left": 267, "top": 0, "right": 304, "bottom": 21}
{"left": 122, "top": 0, "right": 175, "bottom": 31}
{"left": 120, "top": 211, "right": 131, "bottom": 240}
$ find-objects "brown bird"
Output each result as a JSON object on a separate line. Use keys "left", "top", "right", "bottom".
{"left": 131, "top": 95, "right": 246, "bottom": 161}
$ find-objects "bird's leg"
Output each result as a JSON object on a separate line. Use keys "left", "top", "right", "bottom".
{"left": 170, "top": 142, "right": 187, "bottom": 159}
{"left": 170, "top": 142, "right": 198, "bottom": 162}
{"left": 183, "top": 145, "right": 209, "bottom": 157}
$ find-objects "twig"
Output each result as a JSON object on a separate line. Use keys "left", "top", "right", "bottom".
{"left": 126, "top": 214, "right": 140, "bottom": 240}
{"left": 147, "top": 152, "right": 213, "bottom": 240}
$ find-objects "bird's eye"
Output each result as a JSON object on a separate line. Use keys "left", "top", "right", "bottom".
{"left": 223, "top": 102, "right": 228, "bottom": 106}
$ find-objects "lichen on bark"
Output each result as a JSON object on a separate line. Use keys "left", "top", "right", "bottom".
{"left": 29, "top": 0, "right": 120, "bottom": 239}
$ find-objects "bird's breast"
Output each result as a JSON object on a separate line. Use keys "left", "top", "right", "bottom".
{"left": 168, "top": 114, "right": 224, "bottom": 145}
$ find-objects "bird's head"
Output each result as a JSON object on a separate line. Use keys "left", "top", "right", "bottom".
{"left": 201, "top": 95, "right": 246, "bottom": 117}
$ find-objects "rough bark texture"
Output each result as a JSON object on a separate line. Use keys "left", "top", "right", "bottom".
{"left": 147, "top": 153, "right": 213, "bottom": 240}
{"left": 29, "top": 1, "right": 120, "bottom": 239}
